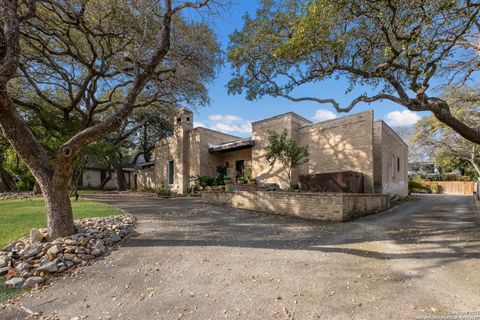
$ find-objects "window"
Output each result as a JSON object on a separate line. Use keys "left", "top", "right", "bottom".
{"left": 167, "top": 160, "right": 174, "bottom": 185}
{"left": 392, "top": 155, "right": 395, "bottom": 179}
{"left": 186, "top": 117, "right": 190, "bottom": 122}
{"left": 397, "top": 156, "right": 400, "bottom": 172}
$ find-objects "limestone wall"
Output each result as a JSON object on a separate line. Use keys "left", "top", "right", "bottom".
{"left": 155, "top": 125, "right": 241, "bottom": 194}
{"left": 298, "top": 111, "right": 375, "bottom": 192}
{"left": 202, "top": 191, "right": 390, "bottom": 222}
{"left": 81, "top": 169, "right": 130, "bottom": 190}
{"left": 373, "top": 121, "right": 408, "bottom": 197}
{"left": 135, "top": 168, "right": 156, "bottom": 190}
{"left": 251, "top": 113, "right": 312, "bottom": 188}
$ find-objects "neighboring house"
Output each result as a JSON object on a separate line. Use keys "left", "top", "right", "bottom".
{"left": 134, "top": 160, "right": 155, "bottom": 190}
{"left": 79, "top": 163, "right": 134, "bottom": 190}
{"left": 408, "top": 161, "right": 438, "bottom": 178}
{"left": 146, "top": 108, "right": 408, "bottom": 197}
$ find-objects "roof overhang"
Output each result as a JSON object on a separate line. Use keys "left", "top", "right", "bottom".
{"left": 208, "top": 139, "right": 255, "bottom": 153}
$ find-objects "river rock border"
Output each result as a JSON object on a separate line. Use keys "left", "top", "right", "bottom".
{"left": 0, "top": 215, "right": 136, "bottom": 289}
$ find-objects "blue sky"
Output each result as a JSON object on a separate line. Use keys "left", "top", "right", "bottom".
{"left": 191, "top": 1, "right": 428, "bottom": 137}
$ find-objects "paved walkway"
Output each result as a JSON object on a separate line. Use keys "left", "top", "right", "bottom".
{"left": 3, "top": 194, "right": 480, "bottom": 320}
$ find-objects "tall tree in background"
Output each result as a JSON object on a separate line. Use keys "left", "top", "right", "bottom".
{"left": 0, "top": 0, "right": 221, "bottom": 238}
{"left": 411, "top": 86, "right": 480, "bottom": 178}
{"left": 228, "top": 0, "right": 480, "bottom": 144}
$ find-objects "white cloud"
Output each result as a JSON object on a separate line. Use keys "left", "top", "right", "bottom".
{"left": 210, "top": 122, "right": 251, "bottom": 134}
{"left": 384, "top": 110, "right": 421, "bottom": 127}
{"left": 204, "top": 114, "right": 252, "bottom": 135}
{"left": 208, "top": 114, "right": 242, "bottom": 123}
{"left": 312, "top": 109, "right": 338, "bottom": 122}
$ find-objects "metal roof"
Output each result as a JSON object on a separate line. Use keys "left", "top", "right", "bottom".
{"left": 208, "top": 138, "right": 255, "bottom": 153}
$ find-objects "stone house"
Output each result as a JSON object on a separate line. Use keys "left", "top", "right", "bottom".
{"left": 144, "top": 108, "right": 408, "bottom": 197}
{"left": 80, "top": 164, "right": 133, "bottom": 190}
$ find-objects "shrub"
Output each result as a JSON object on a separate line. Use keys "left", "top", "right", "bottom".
{"left": 408, "top": 177, "right": 431, "bottom": 193}
{"left": 138, "top": 186, "right": 156, "bottom": 193}
{"left": 156, "top": 185, "right": 171, "bottom": 197}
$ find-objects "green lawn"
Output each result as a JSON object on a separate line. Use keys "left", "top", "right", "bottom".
{"left": 0, "top": 197, "right": 122, "bottom": 303}
{"left": 0, "top": 281, "right": 24, "bottom": 303}
{"left": 0, "top": 197, "right": 122, "bottom": 248}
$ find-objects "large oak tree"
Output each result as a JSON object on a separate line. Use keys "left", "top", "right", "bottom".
{"left": 411, "top": 86, "right": 480, "bottom": 177}
{"left": 227, "top": 0, "right": 480, "bottom": 144}
{"left": 0, "top": 0, "right": 221, "bottom": 238}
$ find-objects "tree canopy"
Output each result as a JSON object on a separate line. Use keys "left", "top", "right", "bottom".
{"left": 0, "top": 0, "right": 222, "bottom": 238}
{"left": 411, "top": 86, "right": 480, "bottom": 179}
{"left": 228, "top": 0, "right": 480, "bottom": 144}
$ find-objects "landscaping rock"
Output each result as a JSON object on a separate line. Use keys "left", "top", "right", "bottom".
{"left": 0, "top": 266, "right": 11, "bottom": 275}
{"left": 0, "top": 192, "right": 33, "bottom": 201}
{"left": 20, "top": 271, "right": 32, "bottom": 278}
{"left": 5, "top": 277, "right": 25, "bottom": 288}
{"left": 109, "top": 233, "right": 122, "bottom": 243}
{"left": 0, "top": 214, "right": 136, "bottom": 291}
{"left": 20, "top": 244, "right": 42, "bottom": 259}
{"left": 15, "top": 262, "right": 32, "bottom": 272}
{"left": 63, "top": 253, "right": 76, "bottom": 261}
{"left": 30, "top": 228, "right": 43, "bottom": 243}
{"left": 0, "top": 255, "right": 8, "bottom": 267}
{"left": 46, "top": 245, "right": 62, "bottom": 261}
{"left": 65, "top": 239, "right": 78, "bottom": 246}
{"left": 36, "top": 261, "right": 58, "bottom": 273}
{"left": 23, "top": 276, "right": 45, "bottom": 288}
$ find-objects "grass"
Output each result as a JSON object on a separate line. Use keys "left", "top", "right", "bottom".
{"left": 0, "top": 281, "right": 24, "bottom": 303}
{"left": 0, "top": 197, "right": 122, "bottom": 303}
{"left": 0, "top": 197, "right": 122, "bottom": 248}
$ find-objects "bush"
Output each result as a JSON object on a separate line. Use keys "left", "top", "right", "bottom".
{"left": 138, "top": 186, "right": 156, "bottom": 193}
{"left": 156, "top": 185, "right": 171, "bottom": 197}
{"left": 429, "top": 184, "right": 444, "bottom": 194}
{"left": 408, "top": 177, "right": 431, "bottom": 193}
{"left": 442, "top": 173, "right": 470, "bottom": 181}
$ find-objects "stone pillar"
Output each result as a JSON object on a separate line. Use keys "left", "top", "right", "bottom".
{"left": 173, "top": 108, "right": 193, "bottom": 195}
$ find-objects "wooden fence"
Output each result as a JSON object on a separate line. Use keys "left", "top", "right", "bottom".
{"left": 424, "top": 181, "right": 476, "bottom": 195}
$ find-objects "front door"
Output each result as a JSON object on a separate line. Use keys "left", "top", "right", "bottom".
{"left": 235, "top": 160, "right": 245, "bottom": 177}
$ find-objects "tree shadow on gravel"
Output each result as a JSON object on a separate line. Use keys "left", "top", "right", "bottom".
{"left": 93, "top": 194, "right": 480, "bottom": 272}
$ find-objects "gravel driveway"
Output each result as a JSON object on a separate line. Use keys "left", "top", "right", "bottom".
{"left": 3, "top": 194, "right": 480, "bottom": 320}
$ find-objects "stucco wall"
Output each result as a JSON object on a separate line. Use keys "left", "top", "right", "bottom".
{"left": 202, "top": 191, "right": 390, "bottom": 222}
{"left": 373, "top": 121, "right": 408, "bottom": 197}
{"left": 298, "top": 111, "right": 375, "bottom": 193}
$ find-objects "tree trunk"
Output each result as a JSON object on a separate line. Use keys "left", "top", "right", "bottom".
{"left": 99, "top": 170, "right": 111, "bottom": 190}
{"left": 0, "top": 169, "right": 16, "bottom": 191}
{"left": 0, "top": 151, "right": 17, "bottom": 192}
{"left": 116, "top": 165, "right": 126, "bottom": 191}
{"left": 42, "top": 181, "right": 75, "bottom": 239}
{"left": 33, "top": 180, "right": 42, "bottom": 195}
{"left": 468, "top": 159, "right": 480, "bottom": 176}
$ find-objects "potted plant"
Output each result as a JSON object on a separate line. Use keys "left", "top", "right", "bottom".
{"left": 237, "top": 176, "right": 247, "bottom": 184}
